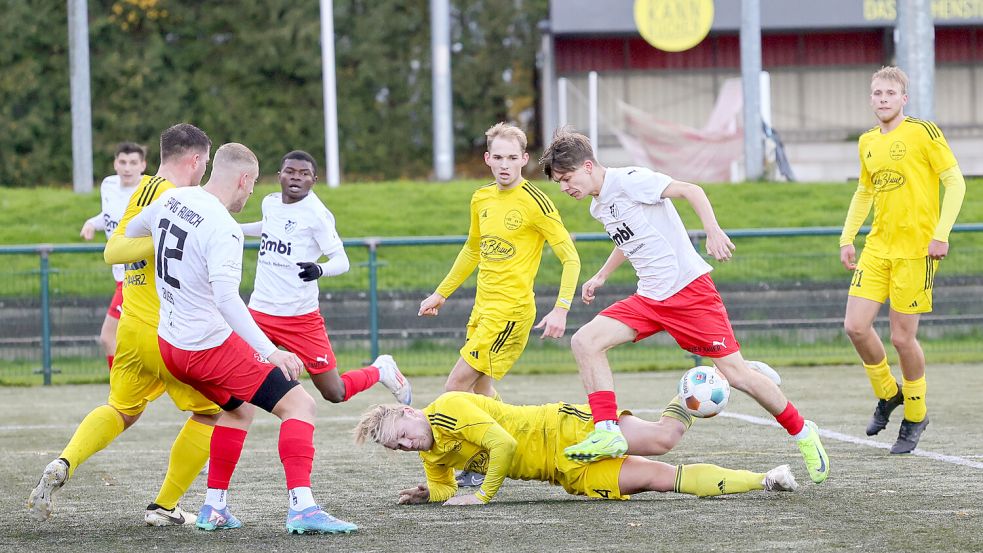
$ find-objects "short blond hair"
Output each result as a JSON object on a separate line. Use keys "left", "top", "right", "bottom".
{"left": 214, "top": 142, "right": 258, "bottom": 173}
{"left": 486, "top": 122, "right": 528, "bottom": 152}
{"left": 353, "top": 404, "right": 403, "bottom": 447}
{"left": 871, "top": 66, "right": 908, "bottom": 95}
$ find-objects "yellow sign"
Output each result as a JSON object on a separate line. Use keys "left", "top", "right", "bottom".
{"left": 634, "top": 0, "right": 714, "bottom": 52}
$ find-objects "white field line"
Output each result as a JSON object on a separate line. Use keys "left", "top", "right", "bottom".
{"left": 7, "top": 409, "right": 982, "bottom": 469}
{"left": 636, "top": 408, "right": 983, "bottom": 470}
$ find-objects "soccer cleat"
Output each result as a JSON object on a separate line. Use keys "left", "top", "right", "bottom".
{"left": 145, "top": 503, "right": 196, "bottom": 526}
{"left": 866, "top": 384, "right": 904, "bottom": 436}
{"left": 27, "top": 458, "right": 69, "bottom": 521}
{"left": 796, "top": 421, "right": 830, "bottom": 484}
{"left": 563, "top": 428, "right": 628, "bottom": 463}
{"left": 285, "top": 505, "right": 358, "bottom": 535}
{"left": 195, "top": 505, "right": 242, "bottom": 531}
{"left": 890, "top": 417, "right": 929, "bottom": 454}
{"left": 455, "top": 470, "right": 485, "bottom": 487}
{"left": 746, "top": 360, "right": 782, "bottom": 386}
{"left": 375, "top": 354, "right": 412, "bottom": 405}
{"left": 762, "top": 464, "right": 798, "bottom": 492}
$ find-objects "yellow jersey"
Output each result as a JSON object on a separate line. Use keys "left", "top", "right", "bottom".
{"left": 436, "top": 180, "right": 578, "bottom": 318}
{"left": 420, "top": 391, "right": 592, "bottom": 503}
{"left": 852, "top": 117, "right": 958, "bottom": 258}
{"left": 106, "top": 175, "right": 174, "bottom": 327}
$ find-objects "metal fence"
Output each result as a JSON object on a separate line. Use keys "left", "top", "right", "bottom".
{"left": 2, "top": 225, "right": 983, "bottom": 385}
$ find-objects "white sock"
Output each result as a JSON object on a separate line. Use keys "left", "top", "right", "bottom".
{"left": 205, "top": 488, "right": 227, "bottom": 510}
{"left": 792, "top": 425, "right": 812, "bottom": 441}
{"left": 289, "top": 487, "right": 316, "bottom": 511}
{"left": 595, "top": 420, "right": 621, "bottom": 433}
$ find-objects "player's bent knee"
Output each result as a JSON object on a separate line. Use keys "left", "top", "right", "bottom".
{"left": 570, "top": 328, "right": 598, "bottom": 356}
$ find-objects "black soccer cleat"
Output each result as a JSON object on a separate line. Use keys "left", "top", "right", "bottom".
{"left": 865, "top": 385, "right": 904, "bottom": 436}
{"left": 890, "top": 417, "right": 929, "bottom": 454}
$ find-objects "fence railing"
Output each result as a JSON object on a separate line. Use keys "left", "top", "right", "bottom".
{"left": 3, "top": 224, "right": 983, "bottom": 385}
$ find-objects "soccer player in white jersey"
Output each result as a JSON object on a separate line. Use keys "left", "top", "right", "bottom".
{"left": 240, "top": 150, "right": 411, "bottom": 405}
{"left": 79, "top": 142, "right": 147, "bottom": 370}
{"left": 125, "top": 143, "right": 357, "bottom": 535}
{"left": 539, "top": 129, "right": 830, "bottom": 486}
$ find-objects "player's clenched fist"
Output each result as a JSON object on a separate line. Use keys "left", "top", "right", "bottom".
{"left": 581, "top": 274, "right": 606, "bottom": 305}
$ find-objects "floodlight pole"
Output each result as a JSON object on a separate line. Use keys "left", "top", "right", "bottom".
{"left": 320, "top": 0, "right": 341, "bottom": 187}
{"left": 740, "top": 0, "right": 764, "bottom": 181}
{"left": 68, "top": 0, "right": 93, "bottom": 193}
{"left": 431, "top": 0, "right": 454, "bottom": 181}
{"left": 896, "top": 0, "right": 935, "bottom": 120}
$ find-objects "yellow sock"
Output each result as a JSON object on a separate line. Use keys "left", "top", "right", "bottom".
{"left": 153, "top": 418, "right": 214, "bottom": 509}
{"left": 864, "top": 358, "right": 899, "bottom": 400}
{"left": 59, "top": 404, "right": 125, "bottom": 478}
{"left": 662, "top": 396, "right": 695, "bottom": 429}
{"left": 902, "top": 376, "right": 927, "bottom": 423}
{"left": 674, "top": 464, "right": 764, "bottom": 497}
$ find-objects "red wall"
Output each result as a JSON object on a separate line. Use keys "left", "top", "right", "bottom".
{"left": 555, "top": 28, "right": 980, "bottom": 73}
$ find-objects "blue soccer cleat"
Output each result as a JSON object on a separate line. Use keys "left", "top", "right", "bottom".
{"left": 196, "top": 505, "right": 242, "bottom": 531}
{"left": 285, "top": 505, "right": 358, "bottom": 535}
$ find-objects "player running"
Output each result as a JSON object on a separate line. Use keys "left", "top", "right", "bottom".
{"left": 840, "top": 66, "right": 966, "bottom": 453}
{"left": 125, "top": 143, "right": 356, "bottom": 535}
{"left": 538, "top": 128, "right": 830, "bottom": 485}
{"left": 78, "top": 142, "right": 147, "bottom": 370}
{"left": 29, "top": 124, "right": 222, "bottom": 526}
{"left": 239, "top": 150, "right": 411, "bottom": 406}
{"left": 354, "top": 392, "right": 798, "bottom": 504}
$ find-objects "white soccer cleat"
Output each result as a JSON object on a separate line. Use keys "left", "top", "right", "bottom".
{"left": 145, "top": 503, "right": 197, "bottom": 526}
{"left": 763, "top": 464, "right": 798, "bottom": 492}
{"left": 375, "top": 354, "right": 412, "bottom": 405}
{"left": 27, "top": 458, "right": 69, "bottom": 521}
{"left": 747, "top": 360, "right": 782, "bottom": 386}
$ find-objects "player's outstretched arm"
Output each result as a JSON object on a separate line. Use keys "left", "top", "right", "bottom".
{"left": 662, "top": 180, "right": 735, "bottom": 261}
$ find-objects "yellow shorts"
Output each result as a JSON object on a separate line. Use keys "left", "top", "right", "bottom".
{"left": 848, "top": 253, "right": 938, "bottom": 314}
{"left": 109, "top": 315, "right": 220, "bottom": 417}
{"left": 459, "top": 311, "right": 534, "bottom": 380}
{"left": 552, "top": 404, "right": 630, "bottom": 500}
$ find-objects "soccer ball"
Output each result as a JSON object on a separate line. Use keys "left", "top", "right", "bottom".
{"left": 677, "top": 366, "right": 730, "bottom": 418}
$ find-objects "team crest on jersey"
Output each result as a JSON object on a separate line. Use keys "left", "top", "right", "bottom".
{"left": 504, "top": 209, "right": 522, "bottom": 230}
{"left": 284, "top": 219, "right": 297, "bottom": 234}
{"left": 889, "top": 141, "right": 907, "bottom": 161}
{"left": 609, "top": 203, "right": 619, "bottom": 218}
{"left": 479, "top": 236, "right": 516, "bottom": 261}
{"left": 871, "top": 170, "right": 906, "bottom": 192}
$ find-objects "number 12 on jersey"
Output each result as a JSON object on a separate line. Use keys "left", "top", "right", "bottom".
{"left": 156, "top": 218, "right": 186, "bottom": 289}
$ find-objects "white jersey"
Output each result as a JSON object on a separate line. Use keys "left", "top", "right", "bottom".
{"left": 84, "top": 175, "right": 140, "bottom": 282}
{"left": 247, "top": 192, "right": 345, "bottom": 317}
{"left": 589, "top": 167, "right": 712, "bottom": 301}
{"left": 131, "top": 186, "right": 245, "bottom": 350}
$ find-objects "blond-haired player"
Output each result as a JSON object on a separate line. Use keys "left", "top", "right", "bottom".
{"left": 28, "top": 124, "right": 222, "bottom": 526}
{"left": 840, "top": 66, "right": 965, "bottom": 453}
{"left": 418, "top": 123, "right": 581, "bottom": 486}
{"left": 354, "top": 392, "right": 797, "bottom": 505}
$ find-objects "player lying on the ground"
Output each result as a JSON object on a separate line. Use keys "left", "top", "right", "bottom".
{"left": 353, "top": 391, "right": 797, "bottom": 504}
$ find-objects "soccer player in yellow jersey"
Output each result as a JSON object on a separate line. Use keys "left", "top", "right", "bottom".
{"left": 354, "top": 392, "right": 798, "bottom": 504}
{"left": 28, "top": 124, "right": 223, "bottom": 525}
{"left": 840, "top": 66, "right": 966, "bottom": 454}
{"left": 419, "top": 123, "right": 580, "bottom": 486}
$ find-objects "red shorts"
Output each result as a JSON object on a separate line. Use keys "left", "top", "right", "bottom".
{"left": 599, "top": 273, "right": 740, "bottom": 358}
{"left": 249, "top": 308, "right": 337, "bottom": 374}
{"left": 158, "top": 333, "right": 277, "bottom": 409}
{"left": 107, "top": 281, "right": 124, "bottom": 320}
